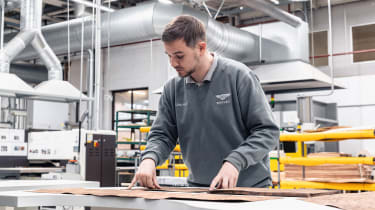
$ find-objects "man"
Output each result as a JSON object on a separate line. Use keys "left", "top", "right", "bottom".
{"left": 129, "top": 15, "right": 279, "bottom": 190}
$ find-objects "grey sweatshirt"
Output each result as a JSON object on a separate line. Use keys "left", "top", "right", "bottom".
{"left": 142, "top": 54, "right": 279, "bottom": 187}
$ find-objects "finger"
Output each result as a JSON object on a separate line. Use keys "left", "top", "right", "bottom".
{"left": 216, "top": 179, "right": 223, "bottom": 189}
{"left": 233, "top": 177, "right": 238, "bottom": 188}
{"left": 229, "top": 177, "right": 236, "bottom": 189}
{"left": 222, "top": 177, "right": 229, "bottom": 189}
{"left": 139, "top": 175, "right": 146, "bottom": 188}
{"left": 153, "top": 175, "right": 161, "bottom": 189}
{"left": 146, "top": 175, "right": 155, "bottom": 189}
{"left": 127, "top": 175, "right": 137, "bottom": 190}
{"left": 209, "top": 176, "right": 220, "bottom": 191}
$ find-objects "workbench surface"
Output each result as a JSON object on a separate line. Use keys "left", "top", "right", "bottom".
{"left": 0, "top": 189, "right": 337, "bottom": 210}
{"left": 0, "top": 180, "right": 99, "bottom": 192}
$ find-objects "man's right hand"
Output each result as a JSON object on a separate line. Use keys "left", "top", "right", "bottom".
{"left": 127, "top": 158, "right": 161, "bottom": 190}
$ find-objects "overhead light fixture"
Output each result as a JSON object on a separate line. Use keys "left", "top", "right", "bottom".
{"left": 269, "top": 0, "right": 280, "bottom": 5}
{"left": 158, "top": 0, "right": 173, "bottom": 4}
{"left": 71, "top": 0, "right": 115, "bottom": 12}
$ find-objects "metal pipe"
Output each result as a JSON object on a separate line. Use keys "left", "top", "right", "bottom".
{"left": 87, "top": 49, "right": 93, "bottom": 130}
{"left": 310, "top": 0, "right": 315, "bottom": 65}
{"left": 1, "top": 0, "right": 4, "bottom": 50}
{"left": 309, "top": 48, "right": 375, "bottom": 59}
{"left": 214, "top": 0, "right": 225, "bottom": 20}
{"left": 202, "top": 1, "right": 212, "bottom": 18}
{"left": 239, "top": 0, "right": 304, "bottom": 28}
{"left": 94, "top": 0, "right": 101, "bottom": 130}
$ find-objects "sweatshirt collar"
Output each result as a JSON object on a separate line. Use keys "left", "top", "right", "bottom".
{"left": 185, "top": 53, "right": 218, "bottom": 84}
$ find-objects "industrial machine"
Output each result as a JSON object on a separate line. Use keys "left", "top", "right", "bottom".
{"left": 25, "top": 129, "right": 116, "bottom": 186}
{"left": 0, "top": 129, "right": 27, "bottom": 167}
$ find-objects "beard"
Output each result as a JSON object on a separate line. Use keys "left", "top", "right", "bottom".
{"left": 177, "top": 53, "right": 200, "bottom": 78}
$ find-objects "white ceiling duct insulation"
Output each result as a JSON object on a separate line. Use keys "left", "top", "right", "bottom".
{"left": 0, "top": 0, "right": 89, "bottom": 101}
{"left": 9, "top": 2, "right": 294, "bottom": 64}
{"left": 0, "top": 0, "right": 38, "bottom": 97}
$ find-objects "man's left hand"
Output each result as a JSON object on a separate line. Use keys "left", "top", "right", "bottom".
{"left": 209, "top": 161, "right": 239, "bottom": 190}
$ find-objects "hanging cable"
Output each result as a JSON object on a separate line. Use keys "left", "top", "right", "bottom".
{"left": 310, "top": 0, "right": 315, "bottom": 65}
{"left": 0, "top": 0, "right": 4, "bottom": 50}
{"left": 304, "top": 0, "right": 335, "bottom": 98}
{"left": 67, "top": 0, "right": 71, "bottom": 80}
{"left": 107, "top": 0, "right": 111, "bottom": 80}
{"left": 91, "top": 0, "right": 95, "bottom": 52}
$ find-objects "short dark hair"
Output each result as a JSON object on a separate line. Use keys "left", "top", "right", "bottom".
{"left": 162, "top": 15, "right": 206, "bottom": 48}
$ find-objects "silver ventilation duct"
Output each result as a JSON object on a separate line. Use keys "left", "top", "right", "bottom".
{"left": 11, "top": 2, "right": 293, "bottom": 64}
{"left": 239, "top": 0, "right": 304, "bottom": 28}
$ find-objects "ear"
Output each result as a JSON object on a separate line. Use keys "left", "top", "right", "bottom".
{"left": 197, "top": 41, "right": 207, "bottom": 55}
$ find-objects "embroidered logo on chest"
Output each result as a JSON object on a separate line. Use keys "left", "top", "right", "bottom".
{"left": 215, "top": 93, "right": 231, "bottom": 105}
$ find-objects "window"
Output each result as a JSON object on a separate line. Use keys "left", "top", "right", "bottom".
{"left": 309, "top": 31, "right": 328, "bottom": 67}
{"left": 352, "top": 23, "right": 375, "bottom": 63}
{"left": 112, "top": 88, "right": 149, "bottom": 129}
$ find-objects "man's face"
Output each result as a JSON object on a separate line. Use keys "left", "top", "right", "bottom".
{"left": 164, "top": 39, "right": 201, "bottom": 78}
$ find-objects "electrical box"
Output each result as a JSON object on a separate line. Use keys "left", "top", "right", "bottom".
{"left": 85, "top": 133, "right": 116, "bottom": 187}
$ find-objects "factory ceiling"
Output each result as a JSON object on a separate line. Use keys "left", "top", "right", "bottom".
{"left": 1, "top": 0, "right": 366, "bottom": 33}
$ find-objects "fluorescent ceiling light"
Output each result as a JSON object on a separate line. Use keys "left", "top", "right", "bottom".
{"left": 71, "top": 0, "right": 115, "bottom": 12}
{"left": 269, "top": 0, "right": 280, "bottom": 5}
{"left": 158, "top": 0, "right": 173, "bottom": 4}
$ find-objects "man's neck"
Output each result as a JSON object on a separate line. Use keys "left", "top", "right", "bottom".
{"left": 190, "top": 53, "right": 214, "bottom": 83}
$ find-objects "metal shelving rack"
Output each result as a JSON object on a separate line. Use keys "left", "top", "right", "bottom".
{"left": 114, "top": 110, "right": 156, "bottom": 162}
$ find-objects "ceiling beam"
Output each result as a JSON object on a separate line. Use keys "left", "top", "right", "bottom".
{"left": 44, "top": 0, "right": 67, "bottom": 8}
{"left": 42, "top": 15, "right": 63, "bottom": 23}
{"left": 4, "top": 17, "right": 20, "bottom": 25}
{"left": 45, "top": 8, "right": 73, "bottom": 16}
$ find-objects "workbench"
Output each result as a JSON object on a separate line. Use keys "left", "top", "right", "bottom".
{"left": 0, "top": 180, "right": 99, "bottom": 192}
{"left": 0, "top": 168, "right": 64, "bottom": 179}
{"left": 0, "top": 188, "right": 337, "bottom": 210}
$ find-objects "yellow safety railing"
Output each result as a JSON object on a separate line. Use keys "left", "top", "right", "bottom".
{"left": 280, "top": 156, "right": 375, "bottom": 166}
{"left": 140, "top": 126, "right": 151, "bottom": 133}
{"left": 281, "top": 180, "right": 375, "bottom": 191}
{"left": 280, "top": 129, "right": 375, "bottom": 142}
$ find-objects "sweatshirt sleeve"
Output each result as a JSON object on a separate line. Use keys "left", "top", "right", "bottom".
{"left": 141, "top": 82, "right": 178, "bottom": 166}
{"left": 224, "top": 69, "right": 280, "bottom": 172}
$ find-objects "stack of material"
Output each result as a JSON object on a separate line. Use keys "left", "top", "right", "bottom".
{"left": 284, "top": 153, "right": 374, "bottom": 183}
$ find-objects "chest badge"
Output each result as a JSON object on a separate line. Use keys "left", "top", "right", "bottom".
{"left": 216, "top": 93, "right": 231, "bottom": 105}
